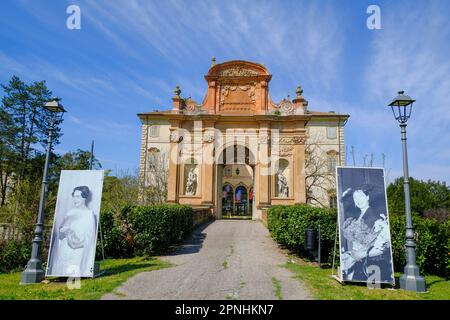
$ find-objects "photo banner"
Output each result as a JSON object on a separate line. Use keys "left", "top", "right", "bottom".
{"left": 46, "top": 170, "right": 104, "bottom": 278}
{"left": 336, "top": 167, "right": 395, "bottom": 284}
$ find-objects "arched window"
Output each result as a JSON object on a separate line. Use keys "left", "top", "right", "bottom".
{"left": 235, "top": 185, "right": 248, "bottom": 216}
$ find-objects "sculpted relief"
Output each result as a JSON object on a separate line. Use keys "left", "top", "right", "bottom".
{"left": 218, "top": 67, "right": 259, "bottom": 77}
{"left": 185, "top": 167, "right": 198, "bottom": 196}
{"left": 219, "top": 83, "right": 256, "bottom": 112}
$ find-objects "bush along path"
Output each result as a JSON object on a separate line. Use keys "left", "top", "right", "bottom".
{"left": 267, "top": 204, "right": 450, "bottom": 278}
{"left": 102, "top": 220, "right": 311, "bottom": 300}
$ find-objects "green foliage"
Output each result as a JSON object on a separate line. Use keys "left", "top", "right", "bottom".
{"left": 0, "top": 76, "right": 62, "bottom": 193}
{"left": 54, "top": 148, "right": 101, "bottom": 171}
{"left": 96, "top": 210, "right": 132, "bottom": 259}
{"left": 95, "top": 204, "right": 194, "bottom": 259}
{"left": 387, "top": 177, "right": 450, "bottom": 217}
{"left": 389, "top": 214, "right": 449, "bottom": 278}
{"left": 268, "top": 204, "right": 450, "bottom": 278}
{"left": 128, "top": 204, "right": 194, "bottom": 255}
{"left": 0, "top": 239, "right": 31, "bottom": 273}
{"left": 267, "top": 204, "right": 337, "bottom": 264}
{"left": 101, "top": 170, "right": 140, "bottom": 213}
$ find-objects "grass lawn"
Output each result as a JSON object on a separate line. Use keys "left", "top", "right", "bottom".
{"left": 0, "top": 257, "right": 172, "bottom": 300}
{"left": 285, "top": 258, "right": 450, "bottom": 300}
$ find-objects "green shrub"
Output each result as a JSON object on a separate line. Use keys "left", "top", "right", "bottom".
{"left": 0, "top": 239, "right": 31, "bottom": 273}
{"left": 267, "top": 204, "right": 450, "bottom": 278}
{"left": 390, "top": 213, "right": 449, "bottom": 278}
{"left": 268, "top": 204, "right": 337, "bottom": 264}
{"left": 96, "top": 210, "right": 131, "bottom": 259}
{"left": 128, "top": 204, "right": 194, "bottom": 256}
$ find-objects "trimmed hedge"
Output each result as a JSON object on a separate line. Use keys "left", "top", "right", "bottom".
{"left": 96, "top": 209, "right": 132, "bottom": 259}
{"left": 1, "top": 204, "right": 196, "bottom": 273}
{"left": 267, "top": 204, "right": 450, "bottom": 278}
{"left": 389, "top": 213, "right": 449, "bottom": 278}
{"left": 267, "top": 204, "right": 337, "bottom": 264}
{"left": 97, "top": 204, "right": 195, "bottom": 258}
{"left": 128, "top": 204, "right": 194, "bottom": 256}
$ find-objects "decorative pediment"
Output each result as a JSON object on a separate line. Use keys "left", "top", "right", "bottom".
{"left": 202, "top": 60, "right": 272, "bottom": 114}
{"left": 219, "top": 67, "right": 259, "bottom": 77}
{"left": 207, "top": 60, "right": 270, "bottom": 78}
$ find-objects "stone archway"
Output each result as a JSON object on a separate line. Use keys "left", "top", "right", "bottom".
{"left": 215, "top": 144, "right": 255, "bottom": 219}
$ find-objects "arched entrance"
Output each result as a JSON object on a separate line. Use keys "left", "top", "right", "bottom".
{"left": 215, "top": 145, "right": 255, "bottom": 219}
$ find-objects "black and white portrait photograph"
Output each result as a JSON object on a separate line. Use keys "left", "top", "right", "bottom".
{"left": 46, "top": 170, "right": 104, "bottom": 278}
{"left": 336, "top": 167, "right": 395, "bottom": 284}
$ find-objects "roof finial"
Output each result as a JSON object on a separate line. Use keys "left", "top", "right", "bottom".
{"left": 174, "top": 85, "right": 181, "bottom": 98}
{"left": 296, "top": 85, "right": 303, "bottom": 98}
{"left": 211, "top": 56, "right": 216, "bottom": 66}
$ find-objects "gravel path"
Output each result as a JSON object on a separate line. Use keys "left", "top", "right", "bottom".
{"left": 102, "top": 220, "right": 311, "bottom": 300}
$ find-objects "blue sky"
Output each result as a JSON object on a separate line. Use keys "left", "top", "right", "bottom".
{"left": 1, "top": 0, "right": 449, "bottom": 184}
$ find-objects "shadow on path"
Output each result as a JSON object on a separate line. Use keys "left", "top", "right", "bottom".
{"left": 165, "top": 220, "right": 214, "bottom": 256}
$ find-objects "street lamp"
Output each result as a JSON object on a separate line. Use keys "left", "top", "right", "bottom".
{"left": 388, "top": 91, "right": 426, "bottom": 292}
{"left": 20, "top": 97, "right": 66, "bottom": 284}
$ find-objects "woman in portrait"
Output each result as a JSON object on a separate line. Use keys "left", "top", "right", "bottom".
{"left": 340, "top": 185, "right": 393, "bottom": 283}
{"left": 53, "top": 186, "right": 97, "bottom": 276}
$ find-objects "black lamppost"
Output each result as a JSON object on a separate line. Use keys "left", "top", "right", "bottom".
{"left": 20, "top": 97, "right": 66, "bottom": 285}
{"left": 388, "top": 91, "right": 426, "bottom": 292}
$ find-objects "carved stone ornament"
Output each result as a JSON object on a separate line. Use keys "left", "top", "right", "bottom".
{"left": 277, "top": 136, "right": 306, "bottom": 144}
{"left": 202, "top": 133, "right": 215, "bottom": 143}
{"left": 258, "top": 134, "right": 270, "bottom": 144}
{"left": 276, "top": 170, "right": 289, "bottom": 198}
{"left": 278, "top": 99, "right": 294, "bottom": 114}
{"left": 219, "top": 67, "right": 259, "bottom": 77}
{"left": 279, "top": 145, "right": 294, "bottom": 156}
{"left": 220, "top": 84, "right": 256, "bottom": 105}
{"left": 170, "top": 132, "right": 182, "bottom": 143}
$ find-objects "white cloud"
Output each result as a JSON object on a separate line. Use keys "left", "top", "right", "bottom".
{"left": 82, "top": 0, "right": 345, "bottom": 97}
{"left": 364, "top": 1, "right": 450, "bottom": 183}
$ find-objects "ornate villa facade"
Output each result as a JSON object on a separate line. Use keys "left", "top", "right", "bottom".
{"left": 138, "top": 60, "right": 349, "bottom": 220}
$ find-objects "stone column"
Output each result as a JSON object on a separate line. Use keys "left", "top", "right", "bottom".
{"left": 201, "top": 121, "right": 215, "bottom": 206}
{"left": 257, "top": 121, "right": 271, "bottom": 208}
{"left": 167, "top": 122, "right": 181, "bottom": 203}
{"left": 138, "top": 117, "right": 149, "bottom": 190}
{"left": 293, "top": 141, "right": 306, "bottom": 203}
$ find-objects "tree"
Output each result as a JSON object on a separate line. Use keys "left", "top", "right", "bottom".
{"left": 140, "top": 150, "right": 168, "bottom": 204}
{"left": 101, "top": 169, "right": 140, "bottom": 213}
{"left": 387, "top": 177, "right": 450, "bottom": 219}
{"left": 0, "top": 75, "right": 63, "bottom": 206}
{"left": 54, "top": 149, "right": 102, "bottom": 171}
{"left": 305, "top": 133, "right": 336, "bottom": 207}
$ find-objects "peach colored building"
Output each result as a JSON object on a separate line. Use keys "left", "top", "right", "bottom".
{"left": 138, "top": 60, "right": 349, "bottom": 220}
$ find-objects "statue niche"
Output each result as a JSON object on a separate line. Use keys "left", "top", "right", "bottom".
{"left": 275, "top": 159, "right": 290, "bottom": 198}
{"left": 184, "top": 161, "right": 198, "bottom": 196}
